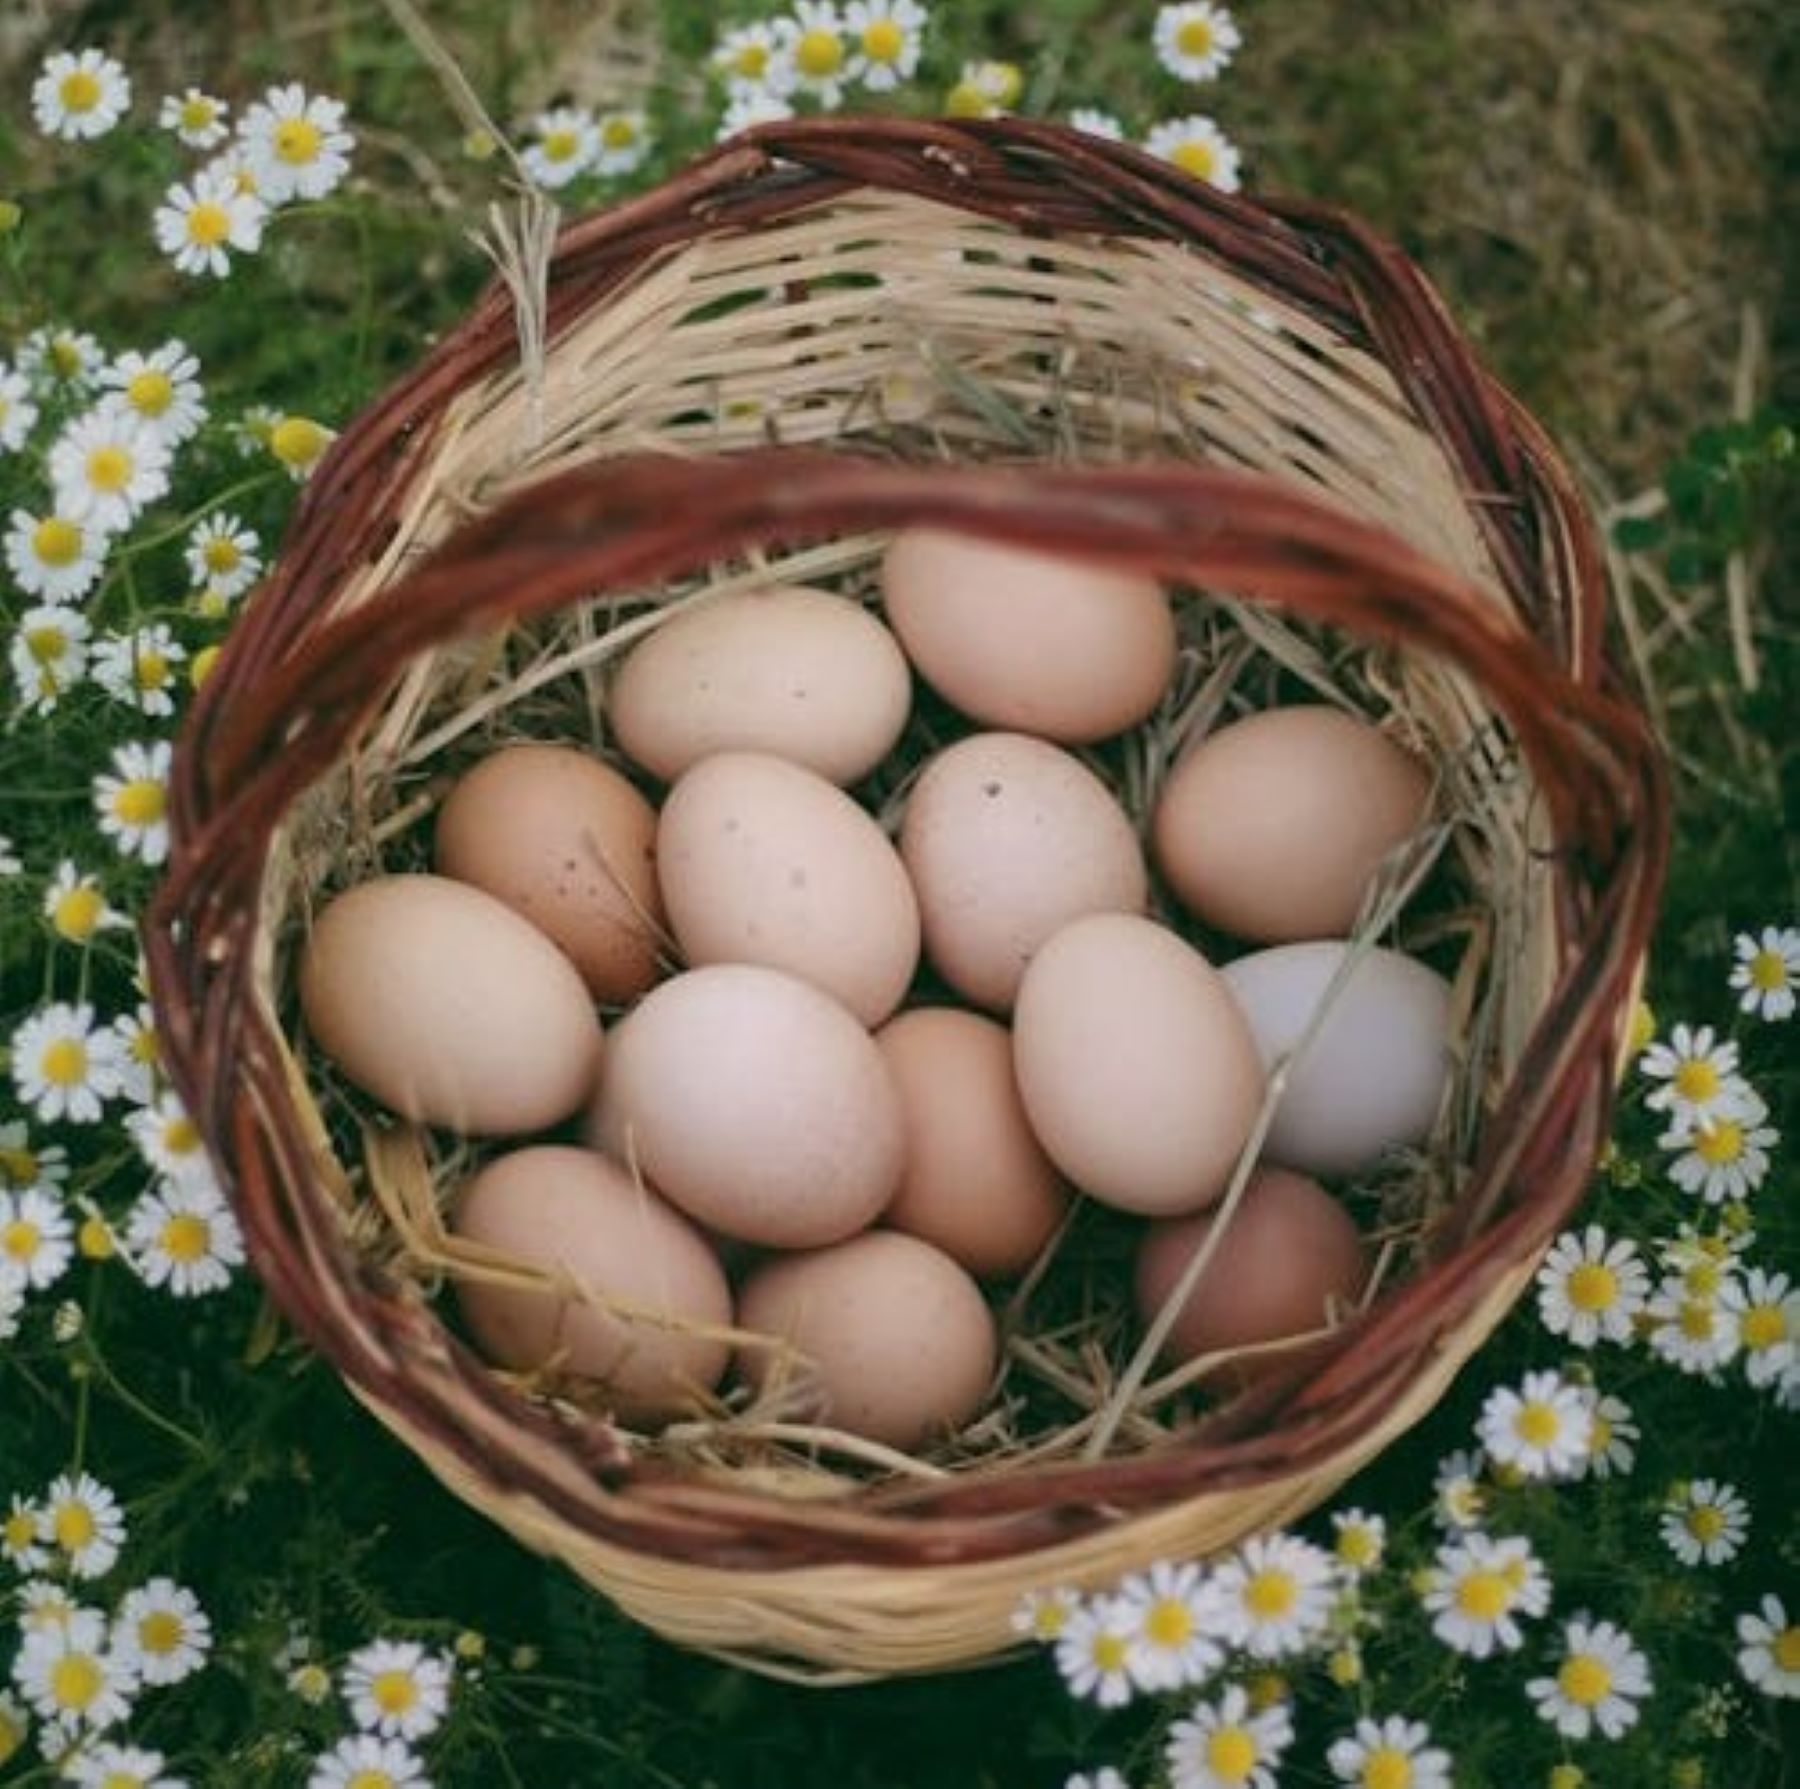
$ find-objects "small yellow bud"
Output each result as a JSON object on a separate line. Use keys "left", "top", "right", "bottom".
{"left": 0, "top": 200, "right": 22, "bottom": 235}
{"left": 78, "top": 1215, "right": 115, "bottom": 1260}
{"left": 270, "top": 415, "right": 333, "bottom": 475}
{"left": 1326, "top": 1646, "right": 1363, "bottom": 1686}
{"left": 1246, "top": 1670, "right": 1288, "bottom": 1711}
{"left": 190, "top": 644, "right": 223, "bottom": 688}
{"left": 454, "top": 1629, "right": 486, "bottom": 1660}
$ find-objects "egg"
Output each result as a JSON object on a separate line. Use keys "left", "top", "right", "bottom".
{"left": 657, "top": 750, "right": 920, "bottom": 1027}
{"left": 1221, "top": 941, "right": 1453, "bottom": 1176}
{"left": 875, "top": 1006, "right": 1069, "bottom": 1276}
{"left": 1152, "top": 706, "right": 1431, "bottom": 942}
{"left": 735, "top": 1231, "right": 997, "bottom": 1451}
{"left": 880, "top": 527, "right": 1176, "bottom": 742}
{"left": 451, "top": 1145, "right": 732, "bottom": 1420}
{"left": 609, "top": 584, "right": 912, "bottom": 785}
{"left": 1134, "top": 1166, "right": 1368, "bottom": 1385}
{"left": 900, "top": 732, "right": 1148, "bottom": 1012}
{"left": 434, "top": 742, "right": 665, "bottom": 1002}
{"left": 1012, "top": 912, "right": 1265, "bottom": 1216}
{"left": 586, "top": 964, "right": 904, "bottom": 1248}
{"left": 298, "top": 874, "right": 602, "bottom": 1134}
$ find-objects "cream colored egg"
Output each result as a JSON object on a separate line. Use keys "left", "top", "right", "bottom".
{"left": 587, "top": 964, "right": 904, "bottom": 1248}
{"left": 735, "top": 1231, "right": 997, "bottom": 1451}
{"left": 657, "top": 751, "right": 920, "bottom": 1027}
{"left": 900, "top": 732, "right": 1147, "bottom": 1012}
{"left": 1012, "top": 912, "right": 1265, "bottom": 1215}
{"left": 434, "top": 743, "right": 665, "bottom": 1002}
{"left": 609, "top": 584, "right": 912, "bottom": 785}
{"left": 298, "top": 874, "right": 603, "bottom": 1134}
{"left": 451, "top": 1145, "right": 731, "bottom": 1421}
{"left": 880, "top": 527, "right": 1176, "bottom": 742}
{"left": 875, "top": 1006, "right": 1069, "bottom": 1276}
{"left": 1153, "top": 706, "right": 1431, "bottom": 942}
{"left": 1220, "top": 941, "right": 1453, "bottom": 1177}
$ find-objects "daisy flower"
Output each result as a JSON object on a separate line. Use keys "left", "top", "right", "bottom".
{"left": 1012, "top": 1586, "right": 1082, "bottom": 1643}
{"left": 1534, "top": 1225, "right": 1649, "bottom": 1347}
{"left": 1113, "top": 1559, "right": 1225, "bottom": 1691}
{"left": 1329, "top": 1508, "right": 1387, "bottom": 1577}
{"left": 845, "top": 0, "right": 929, "bottom": 91}
{"left": 32, "top": 50, "right": 131, "bottom": 141}
{"left": 42, "top": 861, "right": 129, "bottom": 945}
{"left": 239, "top": 83, "right": 355, "bottom": 204}
{"left": 124, "top": 1181, "right": 243, "bottom": 1298}
{"left": 1430, "top": 1449, "right": 1487, "bottom": 1531}
{"left": 125, "top": 1091, "right": 216, "bottom": 1190}
{"left": 40, "top": 1473, "right": 126, "bottom": 1580}
{"left": 711, "top": 22, "right": 796, "bottom": 95}
{"left": 1153, "top": 3, "right": 1243, "bottom": 83}
{"left": 99, "top": 341, "right": 207, "bottom": 446}
{"left": 19, "top": 325, "right": 109, "bottom": 389}
{"left": 11, "top": 603, "right": 92, "bottom": 714}
{"left": 1730, "top": 925, "right": 1799, "bottom": 1020}
{"left": 1645, "top": 1277, "right": 1741, "bottom": 1376}
{"left": 117, "top": 1579, "right": 212, "bottom": 1686}
{"left": 1067, "top": 108, "right": 1126, "bottom": 141}
{"left": 719, "top": 90, "right": 796, "bottom": 138}
{"left": 3, "top": 1495, "right": 49, "bottom": 1571}
{"left": 1725, "top": 1268, "right": 1800, "bottom": 1389}
{"left": 1054, "top": 1596, "right": 1138, "bottom": 1707}
{"left": 520, "top": 107, "right": 600, "bottom": 190}
{"left": 18, "top": 1579, "right": 87, "bottom": 1634}
{"left": 160, "top": 86, "right": 231, "bottom": 149}
{"left": 63, "top": 1741, "right": 186, "bottom": 1788}
{"left": 89, "top": 626, "right": 187, "bottom": 718}
{"left": 1326, "top": 1714, "right": 1453, "bottom": 1789}
{"left": 1736, "top": 1595, "right": 1800, "bottom": 1699}
{"left": 1164, "top": 1683, "right": 1293, "bottom": 1789}
{"left": 1660, "top": 1479, "right": 1750, "bottom": 1567}
{"left": 594, "top": 112, "right": 651, "bottom": 178}
{"left": 10, "top": 1004, "right": 128, "bottom": 1125}
{"left": 1421, "top": 1532, "right": 1550, "bottom": 1658}
{"left": 1143, "top": 114, "right": 1242, "bottom": 191}
{"left": 93, "top": 739, "right": 173, "bottom": 866}
{"left": 1570, "top": 1388, "right": 1638, "bottom": 1480}
{"left": 1527, "top": 1616, "right": 1652, "bottom": 1740}
{"left": 0, "top": 364, "right": 40, "bottom": 452}
{"left": 153, "top": 170, "right": 268, "bottom": 278}
{"left": 270, "top": 414, "right": 335, "bottom": 478}
{"left": 11, "top": 1606, "right": 139, "bottom": 1731}
{"left": 110, "top": 1005, "right": 164, "bottom": 1104}
{"left": 0, "top": 1124, "right": 71, "bottom": 1199}
{"left": 776, "top": 1, "right": 853, "bottom": 108}
{"left": 1662, "top": 1096, "right": 1777, "bottom": 1203}
{"left": 1210, "top": 1532, "right": 1338, "bottom": 1659}
{"left": 306, "top": 1732, "right": 431, "bottom": 1789}
{"left": 343, "top": 1639, "right": 452, "bottom": 1741}
{"left": 1476, "top": 1369, "right": 1593, "bottom": 1481}
{"left": 290, "top": 1661, "right": 334, "bottom": 1705}
{"left": 6, "top": 509, "right": 110, "bottom": 603}
{"left": 1639, "top": 1024, "right": 1754, "bottom": 1131}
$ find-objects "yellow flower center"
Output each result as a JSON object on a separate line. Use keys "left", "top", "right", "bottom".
{"left": 3, "top": 1219, "right": 40, "bottom": 1262}
{"left": 1548, "top": 1767, "right": 1586, "bottom": 1789}
{"left": 134, "top": 648, "right": 171, "bottom": 691}
{"left": 1336, "top": 1526, "right": 1379, "bottom": 1569}
{"left": 59, "top": 70, "right": 103, "bottom": 114}
{"left": 3, "top": 1508, "right": 37, "bottom": 1550}
{"left": 50, "top": 338, "right": 85, "bottom": 378}
{"left": 271, "top": 416, "right": 331, "bottom": 470}
{"left": 1327, "top": 1646, "right": 1363, "bottom": 1685}
{"left": 1172, "top": 139, "right": 1219, "bottom": 181}
{"left": 126, "top": 370, "right": 175, "bottom": 416}
{"left": 163, "top": 1116, "right": 201, "bottom": 1156}
{"left": 187, "top": 201, "right": 232, "bottom": 247}
{"left": 191, "top": 644, "right": 223, "bottom": 686}
{"left": 1144, "top": 1598, "right": 1194, "bottom": 1648}
{"left": 53, "top": 1503, "right": 96, "bottom": 1550}
{"left": 1741, "top": 1304, "right": 1786, "bottom": 1350}
{"left": 50, "top": 1653, "right": 103, "bottom": 1711}
{"left": 1363, "top": 1750, "right": 1414, "bottom": 1789}
{"left": 86, "top": 444, "right": 134, "bottom": 494}
{"left": 863, "top": 18, "right": 905, "bottom": 61}
{"left": 79, "top": 1215, "right": 115, "bottom": 1259}
{"left": 1686, "top": 1505, "right": 1726, "bottom": 1543}
{"left": 41, "top": 1037, "right": 88, "bottom": 1086}
{"left": 542, "top": 128, "right": 581, "bottom": 163}
{"left": 53, "top": 884, "right": 106, "bottom": 942}
{"left": 1455, "top": 1570, "right": 1511, "bottom": 1621}
{"left": 112, "top": 778, "right": 166, "bottom": 828}
{"left": 33, "top": 516, "right": 83, "bottom": 566}
{"left": 202, "top": 536, "right": 242, "bottom": 573}
{"left": 0, "top": 1146, "right": 40, "bottom": 1188}
{"left": 1684, "top": 1259, "right": 1723, "bottom": 1298}
{"left": 1567, "top": 1262, "right": 1619, "bottom": 1311}
{"left": 1748, "top": 949, "right": 1789, "bottom": 992}
{"left": 274, "top": 116, "right": 323, "bottom": 165}
{"left": 25, "top": 626, "right": 69, "bottom": 668}
{"left": 1673, "top": 1058, "right": 1721, "bottom": 1102}
{"left": 1590, "top": 1413, "right": 1614, "bottom": 1453}
{"left": 346, "top": 1773, "right": 396, "bottom": 1789}
{"left": 732, "top": 42, "right": 770, "bottom": 78}
{"left": 1514, "top": 1401, "right": 1561, "bottom": 1448}
{"left": 1206, "top": 1727, "right": 1258, "bottom": 1782}
{"left": 1090, "top": 1631, "right": 1128, "bottom": 1673}
{"left": 131, "top": 1024, "right": 161, "bottom": 1067}
{"left": 945, "top": 80, "right": 990, "bottom": 117}
{"left": 373, "top": 1669, "right": 419, "bottom": 1714}
{"left": 161, "top": 1213, "right": 211, "bottom": 1264}
{"left": 795, "top": 28, "right": 845, "bottom": 77}
{"left": 1244, "top": 1568, "right": 1297, "bottom": 1620}
{"left": 100, "top": 1772, "right": 148, "bottom": 1789}
{"left": 1557, "top": 1653, "right": 1613, "bottom": 1707}
{"left": 1177, "top": 17, "right": 1217, "bottom": 56}
{"left": 179, "top": 95, "right": 218, "bottom": 131}
{"left": 140, "top": 1610, "right": 184, "bottom": 1654}
{"left": 1774, "top": 1628, "right": 1800, "bottom": 1672}
{"left": 601, "top": 116, "right": 639, "bottom": 149}
{"left": 1678, "top": 1301, "right": 1716, "bottom": 1341}
{"left": 983, "top": 62, "right": 1024, "bottom": 104}
{"left": 1693, "top": 1121, "right": 1745, "bottom": 1166}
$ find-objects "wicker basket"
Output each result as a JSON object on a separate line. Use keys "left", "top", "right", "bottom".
{"left": 146, "top": 117, "right": 1667, "bottom": 1682}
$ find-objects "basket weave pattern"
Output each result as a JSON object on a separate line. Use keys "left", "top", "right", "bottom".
{"left": 147, "top": 118, "right": 1667, "bottom": 1678}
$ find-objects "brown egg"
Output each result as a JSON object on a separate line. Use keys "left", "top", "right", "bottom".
{"left": 298, "top": 874, "right": 603, "bottom": 1135}
{"left": 900, "top": 733, "right": 1147, "bottom": 1012}
{"left": 435, "top": 743, "right": 665, "bottom": 1002}
{"left": 657, "top": 751, "right": 920, "bottom": 1027}
{"left": 875, "top": 1006, "right": 1069, "bottom": 1276}
{"left": 1134, "top": 1167, "right": 1369, "bottom": 1385}
{"left": 735, "top": 1232, "right": 997, "bottom": 1451}
{"left": 1152, "top": 706, "right": 1431, "bottom": 942}
{"left": 880, "top": 527, "right": 1176, "bottom": 742}
{"left": 1011, "top": 913, "right": 1264, "bottom": 1216}
{"left": 586, "top": 964, "right": 904, "bottom": 1249}
{"left": 451, "top": 1146, "right": 731, "bottom": 1421}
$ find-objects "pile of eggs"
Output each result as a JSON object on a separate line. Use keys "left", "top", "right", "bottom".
{"left": 297, "top": 531, "right": 1455, "bottom": 1454}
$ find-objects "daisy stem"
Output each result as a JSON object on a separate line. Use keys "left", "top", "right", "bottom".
{"left": 78, "top": 1324, "right": 210, "bottom": 1457}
